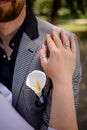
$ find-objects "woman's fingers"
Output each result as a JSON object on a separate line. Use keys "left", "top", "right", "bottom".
{"left": 60, "top": 30, "right": 70, "bottom": 50}
{"left": 46, "top": 34, "right": 57, "bottom": 52}
{"left": 70, "top": 36, "right": 76, "bottom": 54}
{"left": 52, "top": 29, "right": 63, "bottom": 48}
{"left": 39, "top": 44, "right": 47, "bottom": 69}
{"left": 39, "top": 30, "right": 76, "bottom": 81}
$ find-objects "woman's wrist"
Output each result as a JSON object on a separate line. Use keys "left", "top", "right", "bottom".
{"left": 52, "top": 77, "right": 72, "bottom": 89}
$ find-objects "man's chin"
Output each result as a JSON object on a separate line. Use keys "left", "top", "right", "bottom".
{"left": 0, "top": 0, "right": 25, "bottom": 22}
{"left": 0, "top": 0, "right": 10, "bottom": 4}
{"left": 0, "top": 0, "right": 10, "bottom": 2}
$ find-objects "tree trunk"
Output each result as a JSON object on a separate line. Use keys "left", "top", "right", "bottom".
{"left": 51, "top": 0, "right": 61, "bottom": 24}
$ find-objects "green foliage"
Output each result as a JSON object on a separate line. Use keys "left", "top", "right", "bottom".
{"left": 39, "top": 0, "right": 53, "bottom": 14}
{"left": 33, "top": 0, "right": 87, "bottom": 19}
{"left": 33, "top": 0, "right": 53, "bottom": 15}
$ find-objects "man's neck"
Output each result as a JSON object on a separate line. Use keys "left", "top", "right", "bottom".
{"left": 0, "top": 5, "right": 26, "bottom": 45}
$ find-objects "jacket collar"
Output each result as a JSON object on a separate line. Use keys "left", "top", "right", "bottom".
{"left": 24, "top": 10, "right": 39, "bottom": 40}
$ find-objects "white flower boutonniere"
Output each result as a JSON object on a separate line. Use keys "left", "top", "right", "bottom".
{"left": 26, "top": 70, "right": 46, "bottom": 98}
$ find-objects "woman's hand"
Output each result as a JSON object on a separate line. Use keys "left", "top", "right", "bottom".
{"left": 39, "top": 29, "right": 76, "bottom": 83}
{"left": 39, "top": 29, "right": 78, "bottom": 130}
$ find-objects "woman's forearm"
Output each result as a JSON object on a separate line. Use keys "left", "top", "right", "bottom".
{"left": 49, "top": 79, "right": 78, "bottom": 130}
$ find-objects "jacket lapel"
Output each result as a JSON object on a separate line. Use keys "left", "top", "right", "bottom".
{"left": 12, "top": 33, "right": 38, "bottom": 106}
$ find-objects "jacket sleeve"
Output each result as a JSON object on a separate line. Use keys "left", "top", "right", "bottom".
{"left": 72, "top": 34, "right": 82, "bottom": 109}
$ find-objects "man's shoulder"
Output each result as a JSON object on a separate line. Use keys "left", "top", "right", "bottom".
{"left": 36, "top": 17, "right": 74, "bottom": 37}
{"left": 36, "top": 17, "right": 60, "bottom": 34}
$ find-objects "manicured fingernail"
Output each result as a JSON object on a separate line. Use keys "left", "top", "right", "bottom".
{"left": 71, "top": 35, "right": 75, "bottom": 40}
{"left": 61, "top": 29, "right": 65, "bottom": 32}
{"left": 46, "top": 34, "right": 50, "bottom": 37}
{"left": 42, "top": 44, "right": 45, "bottom": 49}
{"left": 52, "top": 27, "right": 56, "bottom": 31}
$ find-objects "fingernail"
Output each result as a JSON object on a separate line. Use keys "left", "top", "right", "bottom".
{"left": 71, "top": 35, "right": 75, "bottom": 40}
{"left": 42, "top": 44, "right": 45, "bottom": 49}
{"left": 52, "top": 26, "right": 56, "bottom": 31}
{"left": 61, "top": 28, "right": 64, "bottom": 31}
{"left": 46, "top": 34, "right": 50, "bottom": 37}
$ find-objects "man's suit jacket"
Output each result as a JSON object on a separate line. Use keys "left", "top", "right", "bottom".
{"left": 12, "top": 15, "right": 82, "bottom": 130}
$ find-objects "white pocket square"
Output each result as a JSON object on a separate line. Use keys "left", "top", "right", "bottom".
{"left": 26, "top": 70, "right": 46, "bottom": 98}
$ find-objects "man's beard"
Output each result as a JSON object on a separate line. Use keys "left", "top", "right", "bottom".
{"left": 0, "top": 0, "right": 25, "bottom": 22}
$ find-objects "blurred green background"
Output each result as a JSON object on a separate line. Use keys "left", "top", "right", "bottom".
{"left": 29, "top": 0, "right": 87, "bottom": 130}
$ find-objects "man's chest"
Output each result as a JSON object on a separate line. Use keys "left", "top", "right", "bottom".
{"left": 0, "top": 47, "right": 16, "bottom": 90}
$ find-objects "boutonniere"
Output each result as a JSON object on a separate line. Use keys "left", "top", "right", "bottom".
{"left": 26, "top": 70, "right": 46, "bottom": 99}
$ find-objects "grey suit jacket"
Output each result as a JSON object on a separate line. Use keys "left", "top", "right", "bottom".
{"left": 12, "top": 16, "right": 82, "bottom": 130}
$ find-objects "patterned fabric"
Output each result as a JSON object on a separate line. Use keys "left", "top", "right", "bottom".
{"left": 12, "top": 17, "right": 82, "bottom": 130}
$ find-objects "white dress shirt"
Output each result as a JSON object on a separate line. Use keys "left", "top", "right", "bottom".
{"left": 0, "top": 82, "right": 12, "bottom": 104}
{"left": 0, "top": 82, "right": 56, "bottom": 130}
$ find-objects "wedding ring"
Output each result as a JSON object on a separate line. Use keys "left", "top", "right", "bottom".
{"left": 64, "top": 43, "right": 70, "bottom": 48}
{"left": 40, "top": 55, "right": 46, "bottom": 59}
